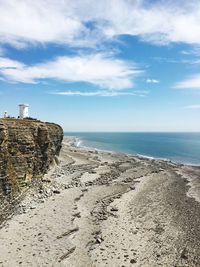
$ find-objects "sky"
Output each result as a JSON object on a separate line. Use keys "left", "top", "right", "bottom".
{"left": 0, "top": 0, "right": 200, "bottom": 132}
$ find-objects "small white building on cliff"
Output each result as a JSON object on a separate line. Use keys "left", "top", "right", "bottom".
{"left": 4, "top": 111, "right": 8, "bottom": 118}
{"left": 19, "top": 104, "right": 29, "bottom": 119}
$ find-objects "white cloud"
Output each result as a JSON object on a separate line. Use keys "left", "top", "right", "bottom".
{"left": 184, "top": 105, "right": 200, "bottom": 109}
{"left": 0, "top": 0, "right": 89, "bottom": 48}
{"left": 53, "top": 90, "right": 147, "bottom": 97}
{"left": 0, "top": 54, "right": 141, "bottom": 90}
{"left": 146, "top": 78, "right": 159, "bottom": 84}
{"left": 1, "top": 0, "right": 200, "bottom": 48}
{"left": 0, "top": 57, "right": 24, "bottom": 69}
{"left": 174, "top": 74, "right": 200, "bottom": 89}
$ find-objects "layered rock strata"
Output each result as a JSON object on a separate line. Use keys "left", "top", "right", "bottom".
{"left": 0, "top": 118, "right": 63, "bottom": 196}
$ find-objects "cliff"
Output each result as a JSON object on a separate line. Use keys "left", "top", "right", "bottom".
{"left": 0, "top": 118, "right": 63, "bottom": 196}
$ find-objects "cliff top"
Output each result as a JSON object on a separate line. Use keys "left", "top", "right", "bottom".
{"left": 0, "top": 118, "right": 62, "bottom": 128}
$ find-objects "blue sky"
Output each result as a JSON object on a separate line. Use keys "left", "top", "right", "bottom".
{"left": 0, "top": 0, "right": 200, "bottom": 131}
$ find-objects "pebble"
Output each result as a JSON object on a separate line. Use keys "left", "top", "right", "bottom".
{"left": 30, "top": 206, "right": 36, "bottom": 209}
{"left": 53, "top": 189, "right": 61, "bottom": 194}
{"left": 96, "top": 236, "right": 104, "bottom": 244}
{"left": 130, "top": 259, "right": 137, "bottom": 264}
{"left": 110, "top": 207, "right": 118, "bottom": 212}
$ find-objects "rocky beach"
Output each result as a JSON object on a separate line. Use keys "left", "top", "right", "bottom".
{"left": 0, "top": 136, "right": 200, "bottom": 267}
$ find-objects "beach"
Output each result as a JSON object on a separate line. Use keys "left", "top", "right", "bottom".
{"left": 0, "top": 136, "right": 200, "bottom": 267}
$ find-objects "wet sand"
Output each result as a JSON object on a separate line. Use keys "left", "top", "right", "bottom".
{"left": 0, "top": 136, "right": 200, "bottom": 267}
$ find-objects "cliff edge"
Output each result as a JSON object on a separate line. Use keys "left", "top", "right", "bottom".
{"left": 0, "top": 118, "right": 63, "bottom": 196}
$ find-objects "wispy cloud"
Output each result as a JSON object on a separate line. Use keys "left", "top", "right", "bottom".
{"left": 0, "top": 54, "right": 142, "bottom": 90}
{"left": 146, "top": 78, "right": 159, "bottom": 84}
{"left": 174, "top": 74, "right": 200, "bottom": 89}
{"left": 181, "top": 47, "right": 200, "bottom": 57}
{"left": 152, "top": 57, "right": 180, "bottom": 64}
{"left": 52, "top": 90, "right": 148, "bottom": 97}
{"left": 1, "top": 0, "right": 200, "bottom": 48}
{"left": 180, "top": 47, "right": 200, "bottom": 64}
{"left": 173, "top": 46, "right": 200, "bottom": 89}
{"left": 184, "top": 104, "right": 200, "bottom": 109}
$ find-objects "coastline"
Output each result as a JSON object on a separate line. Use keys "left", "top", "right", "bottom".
{"left": 0, "top": 136, "right": 200, "bottom": 266}
{"left": 71, "top": 135, "right": 198, "bottom": 167}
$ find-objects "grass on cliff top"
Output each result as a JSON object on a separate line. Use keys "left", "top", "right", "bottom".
{"left": 1, "top": 118, "right": 42, "bottom": 126}
{"left": 0, "top": 118, "right": 62, "bottom": 129}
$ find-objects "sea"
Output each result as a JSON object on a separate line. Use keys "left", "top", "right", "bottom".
{"left": 64, "top": 132, "right": 200, "bottom": 166}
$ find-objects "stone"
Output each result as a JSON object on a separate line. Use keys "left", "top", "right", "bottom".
{"left": 81, "top": 188, "right": 88, "bottom": 192}
{"left": 53, "top": 189, "right": 61, "bottom": 194}
{"left": 130, "top": 259, "right": 137, "bottom": 264}
{"left": 30, "top": 206, "right": 36, "bottom": 209}
{"left": 110, "top": 207, "right": 118, "bottom": 212}
{"left": 130, "top": 186, "right": 135, "bottom": 190}
{"left": 180, "top": 248, "right": 188, "bottom": 260}
{"left": 96, "top": 238, "right": 103, "bottom": 244}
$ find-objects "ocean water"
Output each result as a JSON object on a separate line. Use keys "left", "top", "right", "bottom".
{"left": 64, "top": 132, "right": 200, "bottom": 166}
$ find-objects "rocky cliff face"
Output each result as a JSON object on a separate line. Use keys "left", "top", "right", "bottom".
{"left": 0, "top": 119, "right": 63, "bottom": 196}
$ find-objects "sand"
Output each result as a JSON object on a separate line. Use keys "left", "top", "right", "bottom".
{"left": 0, "top": 136, "right": 200, "bottom": 267}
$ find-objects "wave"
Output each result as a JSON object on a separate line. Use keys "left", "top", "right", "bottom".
{"left": 72, "top": 137, "right": 122, "bottom": 155}
{"left": 74, "top": 138, "right": 83, "bottom": 147}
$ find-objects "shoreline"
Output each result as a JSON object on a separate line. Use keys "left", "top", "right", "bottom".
{"left": 0, "top": 136, "right": 200, "bottom": 266}
{"left": 68, "top": 135, "right": 199, "bottom": 167}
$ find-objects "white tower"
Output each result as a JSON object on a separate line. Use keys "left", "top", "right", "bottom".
{"left": 4, "top": 111, "right": 8, "bottom": 118}
{"left": 19, "top": 104, "right": 29, "bottom": 119}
